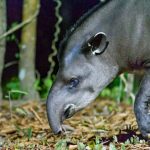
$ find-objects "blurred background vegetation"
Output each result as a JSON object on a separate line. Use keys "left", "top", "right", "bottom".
{"left": 0, "top": 0, "right": 141, "bottom": 104}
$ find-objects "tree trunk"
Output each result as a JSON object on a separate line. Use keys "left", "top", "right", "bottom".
{"left": 19, "top": 0, "right": 40, "bottom": 100}
{"left": 0, "top": 0, "right": 6, "bottom": 102}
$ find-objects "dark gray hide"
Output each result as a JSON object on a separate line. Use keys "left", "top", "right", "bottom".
{"left": 47, "top": 0, "right": 150, "bottom": 138}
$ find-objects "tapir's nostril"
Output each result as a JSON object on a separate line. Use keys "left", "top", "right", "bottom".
{"left": 64, "top": 106, "right": 71, "bottom": 119}
{"left": 64, "top": 104, "right": 76, "bottom": 119}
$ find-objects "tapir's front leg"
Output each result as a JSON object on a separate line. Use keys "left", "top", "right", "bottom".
{"left": 134, "top": 71, "right": 150, "bottom": 139}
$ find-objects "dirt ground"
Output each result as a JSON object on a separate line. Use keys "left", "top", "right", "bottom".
{"left": 0, "top": 98, "right": 150, "bottom": 149}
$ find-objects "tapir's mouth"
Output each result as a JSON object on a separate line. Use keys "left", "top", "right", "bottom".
{"left": 55, "top": 105, "right": 80, "bottom": 134}
{"left": 47, "top": 99, "right": 78, "bottom": 134}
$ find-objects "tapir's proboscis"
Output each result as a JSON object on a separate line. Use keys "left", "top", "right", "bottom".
{"left": 47, "top": 0, "right": 150, "bottom": 138}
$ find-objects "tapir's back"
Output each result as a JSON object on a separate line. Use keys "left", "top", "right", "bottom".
{"left": 60, "top": 0, "right": 150, "bottom": 70}
{"left": 110, "top": 0, "right": 150, "bottom": 63}
{"left": 94, "top": 0, "right": 150, "bottom": 69}
{"left": 61, "top": 0, "right": 150, "bottom": 67}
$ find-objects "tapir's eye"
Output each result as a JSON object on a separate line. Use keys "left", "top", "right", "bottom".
{"left": 69, "top": 78, "right": 79, "bottom": 88}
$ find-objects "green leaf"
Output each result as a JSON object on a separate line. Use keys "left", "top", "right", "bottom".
{"left": 113, "top": 136, "right": 118, "bottom": 142}
{"left": 15, "top": 52, "right": 20, "bottom": 59}
{"left": 109, "top": 143, "right": 117, "bottom": 150}
{"left": 121, "top": 144, "right": 126, "bottom": 150}
{"left": 34, "top": 79, "right": 41, "bottom": 90}
{"left": 95, "top": 136, "right": 100, "bottom": 144}
{"left": 15, "top": 107, "right": 27, "bottom": 117}
{"left": 100, "top": 88, "right": 111, "bottom": 97}
{"left": 11, "top": 22, "right": 19, "bottom": 28}
{"left": 55, "top": 140, "right": 67, "bottom": 150}
{"left": 43, "top": 78, "right": 53, "bottom": 88}
{"left": 94, "top": 144, "right": 102, "bottom": 150}
{"left": 77, "top": 142, "right": 86, "bottom": 150}
{"left": 10, "top": 34, "right": 16, "bottom": 41}
{"left": 10, "top": 89, "right": 28, "bottom": 95}
{"left": 27, "top": 128, "right": 32, "bottom": 141}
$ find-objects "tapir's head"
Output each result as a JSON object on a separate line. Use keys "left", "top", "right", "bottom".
{"left": 46, "top": 32, "right": 119, "bottom": 134}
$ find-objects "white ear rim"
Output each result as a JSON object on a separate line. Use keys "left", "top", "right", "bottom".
{"left": 92, "top": 32, "right": 108, "bottom": 56}
{"left": 94, "top": 32, "right": 106, "bottom": 38}
{"left": 92, "top": 49, "right": 101, "bottom": 55}
{"left": 88, "top": 43, "right": 91, "bottom": 47}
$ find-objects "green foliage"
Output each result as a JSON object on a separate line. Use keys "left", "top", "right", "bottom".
{"left": 35, "top": 76, "right": 54, "bottom": 99}
{"left": 6, "top": 22, "right": 19, "bottom": 42}
{"left": 109, "top": 143, "right": 117, "bottom": 150}
{"left": 55, "top": 140, "right": 68, "bottom": 150}
{"left": 16, "top": 126, "right": 32, "bottom": 141}
{"left": 93, "top": 137, "right": 103, "bottom": 150}
{"left": 3, "top": 77, "right": 21, "bottom": 100}
{"left": 100, "top": 75, "right": 135, "bottom": 104}
{"left": 3, "top": 75, "right": 54, "bottom": 100}
{"left": 77, "top": 142, "right": 86, "bottom": 150}
{"left": 27, "top": 128, "right": 32, "bottom": 141}
{"left": 15, "top": 107, "right": 28, "bottom": 117}
{"left": 121, "top": 144, "right": 126, "bottom": 150}
{"left": 100, "top": 77, "right": 124, "bottom": 101}
{"left": 87, "top": 137, "right": 104, "bottom": 149}
{"left": 124, "top": 135, "right": 145, "bottom": 145}
{"left": 6, "top": 34, "right": 16, "bottom": 42}
{"left": 52, "top": 135, "right": 146, "bottom": 150}
{"left": 4, "top": 78, "right": 20, "bottom": 91}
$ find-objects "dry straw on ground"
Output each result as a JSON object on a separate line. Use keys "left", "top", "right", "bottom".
{"left": 0, "top": 99, "right": 150, "bottom": 149}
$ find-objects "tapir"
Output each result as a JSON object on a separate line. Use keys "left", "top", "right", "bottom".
{"left": 47, "top": 0, "right": 150, "bottom": 138}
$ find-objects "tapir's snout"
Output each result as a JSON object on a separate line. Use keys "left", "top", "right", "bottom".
{"left": 46, "top": 95, "right": 63, "bottom": 134}
{"left": 46, "top": 92, "right": 77, "bottom": 134}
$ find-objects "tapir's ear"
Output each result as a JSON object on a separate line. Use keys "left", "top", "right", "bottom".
{"left": 88, "top": 32, "right": 109, "bottom": 55}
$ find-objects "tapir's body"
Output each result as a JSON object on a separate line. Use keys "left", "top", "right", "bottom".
{"left": 61, "top": 0, "right": 150, "bottom": 70}
{"left": 47, "top": 0, "right": 150, "bottom": 138}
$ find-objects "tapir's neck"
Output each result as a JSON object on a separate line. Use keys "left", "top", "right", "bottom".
{"left": 64, "top": 0, "right": 150, "bottom": 73}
